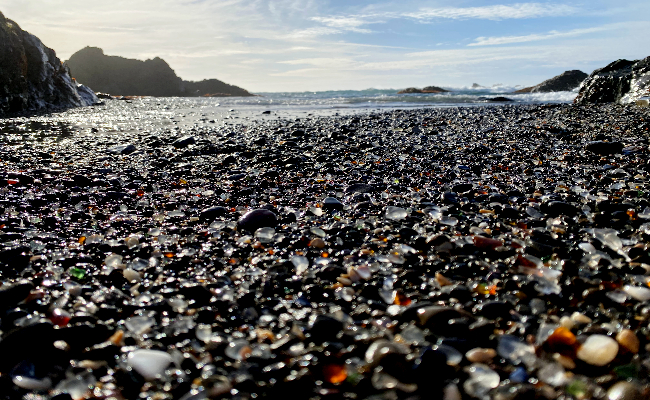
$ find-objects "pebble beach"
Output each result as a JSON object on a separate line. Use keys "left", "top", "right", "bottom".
{"left": 2, "top": 99, "right": 650, "bottom": 399}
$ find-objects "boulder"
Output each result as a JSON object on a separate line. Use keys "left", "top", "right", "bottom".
{"left": 479, "top": 96, "right": 514, "bottom": 102}
{"left": 65, "top": 47, "right": 254, "bottom": 97}
{"left": 0, "top": 12, "right": 97, "bottom": 116}
{"left": 575, "top": 56, "right": 650, "bottom": 104}
{"left": 514, "top": 70, "right": 587, "bottom": 93}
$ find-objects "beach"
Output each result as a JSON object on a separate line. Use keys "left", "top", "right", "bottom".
{"left": 2, "top": 99, "right": 650, "bottom": 399}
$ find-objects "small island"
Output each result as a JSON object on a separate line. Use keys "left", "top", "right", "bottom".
{"left": 397, "top": 86, "right": 449, "bottom": 94}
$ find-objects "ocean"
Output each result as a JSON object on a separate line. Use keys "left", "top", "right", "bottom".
{"left": 180, "top": 86, "right": 578, "bottom": 114}
{"left": 0, "top": 86, "right": 579, "bottom": 134}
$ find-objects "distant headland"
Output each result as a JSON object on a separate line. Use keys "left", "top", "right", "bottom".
{"left": 65, "top": 47, "right": 254, "bottom": 98}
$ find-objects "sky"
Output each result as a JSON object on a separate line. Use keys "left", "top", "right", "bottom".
{"left": 1, "top": 1, "right": 649, "bottom": 92}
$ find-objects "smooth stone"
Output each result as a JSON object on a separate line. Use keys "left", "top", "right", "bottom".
{"left": 607, "top": 381, "right": 643, "bottom": 400}
{"left": 452, "top": 183, "right": 473, "bottom": 193}
{"left": 344, "top": 183, "right": 375, "bottom": 193}
{"left": 107, "top": 144, "right": 136, "bottom": 155}
{"left": 570, "top": 312, "right": 592, "bottom": 325}
{"left": 237, "top": 209, "right": 278, "bottom": 232}
{"left": 172, "top": 135, "right": 196, "bottom": 148}
{"left": 254, "top": 227, "right": 276, "bottom": 244}
{"left": 537, "top": 362, "right": 567, "bottom": 386}
{"left": 127, "top": 349, "right": 173, "bottom": 380}
{"left": 124, "top": 316, "right": 155, "bottom": 335}
{"left": 12, "top": 375, "right": 53, "bottom": 390}
{"left": 552, "top": 353, "right": 576, "bottom": 370}
{"left": 497, "top": 335, "right": 536, "bottom": 367}
{"left": 576, "top": 335, "right": 619, "bottom": 366}
{"left": 623, "top": 285, "right": 650, "bottom": 302}
{"left": 386, "top": 206, "right": 408, "bottom": 221}
{"left": 616, "top": 329, "right": 640, "bottom": 354}
{"left": 466, "top": 348, "right": 497, "bottom": 363}
{"left": 365, "top": 339, "right": 409, "bottom": 366}
{"left": 123, "top": 268, "right": 141, "bottom": 283}
{"left": 309, "top": 238, "right": 326, "bottom": 249}
{"left": 200, "top": 206, "right": 229, "bottom": 220}
{"left": 224, "top": 340, "right": 252, "bottom": 361}
{"left": 463, "top": 363, "right": 500, "bottom": 399}
{"left": 322, "top": 197, "right": 344, "bottom": 211}
{"left": 291, "top": 256, "right": 309, "bottom": 275}
{"left": 586, "top": 141, "right": 624, "bottom": 156}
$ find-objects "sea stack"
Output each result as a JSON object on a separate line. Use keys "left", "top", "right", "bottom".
{"left": 0, "top": 11, "right": 97, "bottom": 115}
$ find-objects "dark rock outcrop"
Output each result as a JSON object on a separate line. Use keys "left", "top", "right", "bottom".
{"left": 574, "top": 57, "right": 650, "bottom": 104}
{"left": 514, "top": 70, "right": 587, "bottom": 94}
{"left": 0, "top": 11, "right": 97, "bottom": 116}
{"left": 65, "top": 47, "right": 253, "bottom": 97}
{"left": 398, "top": 86, "right": 449, "bottom": 94}
{"left": 479, "top": 96, "right": 514, "bottom": 102}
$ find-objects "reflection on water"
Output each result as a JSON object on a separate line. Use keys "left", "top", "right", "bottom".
{"left": 0, "top": 88, "right": 578, "bottom": 141}
{"left": 0, "top": 121, "right": 75, "bottom": 144}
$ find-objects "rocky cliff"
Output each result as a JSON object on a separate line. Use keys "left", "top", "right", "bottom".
{"left": 0, "top": 11, "right": 97, "bottom": 116}
{"left": 514, "top": 70, "right": 587, "bottom": 94}
{"left": 65, "top": 47, "right": 253, "bottom": 97}
{"left": 574, "top": 57, "right": 650, "bottom": 104}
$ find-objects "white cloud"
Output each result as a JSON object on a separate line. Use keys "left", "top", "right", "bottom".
{"left": 2, "top": 0, "right": 648, "bottom": 92}
{"left": 287, "top": 26, "right": 345, "bottom": 39}
{"left": 301, "top": 3, "right": 580, "bottom": 37}
{"left": 468, "top": 26, "right": 615, "bottom": 46}
{"left": 403, "top": 3, "right": 578, "bottom": 21}
{"left": 311, "top": 16, "right": 373, "bottom": 33}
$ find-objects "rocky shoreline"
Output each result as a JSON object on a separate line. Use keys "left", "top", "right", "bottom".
{"left": 2, "top": 100, "right": 650, "bottom": 399}
{"left": 0, "top": 12, "right": 97, "bottom": 116}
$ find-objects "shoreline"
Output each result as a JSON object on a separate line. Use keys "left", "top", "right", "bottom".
{"left": 2, "top": 101, "right": 650, "bottom": 398}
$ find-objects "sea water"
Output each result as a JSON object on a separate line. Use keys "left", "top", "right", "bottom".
{"left": 0, "top": 86, "right": 578, "bottom": 135}
{"left": 179, "top": 86, "right": 577, "bottom": 115}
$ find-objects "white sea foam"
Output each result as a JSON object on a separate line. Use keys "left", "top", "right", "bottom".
{"left": 179, "top": 87, "right": 576, "bottom": 113}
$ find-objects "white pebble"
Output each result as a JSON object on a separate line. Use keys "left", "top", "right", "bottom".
{"left": 12, "top": 376, "right": 52, "bottom": 390}
{"left": 123, "top": 268, "right": 141, "bottom": 283}
{"left": 559, "top": 316, "right": 575, "bottom": 330}
{"left": 577, "top": 335, "right": 619, "bottom": 366}
{"left": 127, "top": 349, "right": 173, "bottom": 380}
{"left": 386, "top": 206, "right": 407, "bottom": 221}
{"left": 570, "top": 312, "right": 592, "bottom": 325}
{"left": 463, "top": 363, "right": 500, "bottom": 399}
{"left": 623, "top": 285, "right": 650, "bottom": 302}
